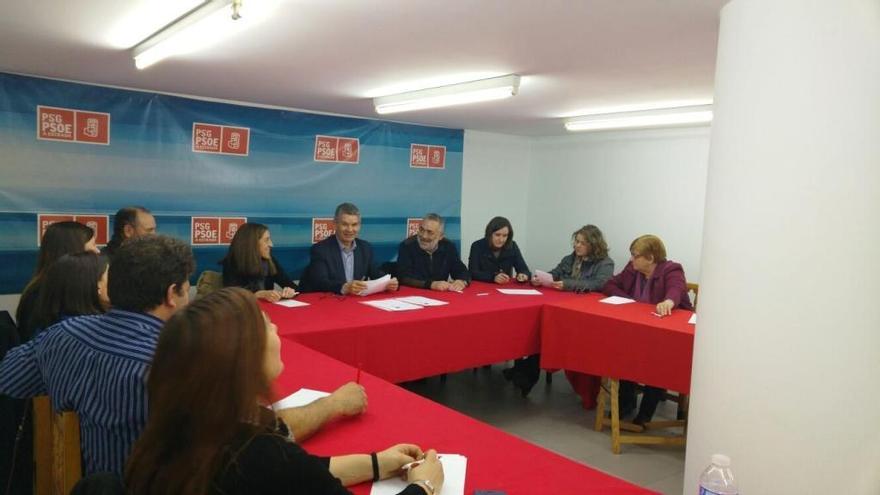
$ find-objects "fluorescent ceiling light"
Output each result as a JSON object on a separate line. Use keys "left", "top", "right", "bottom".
{"left": 565, "top": 104, "right": 713, "bottom": 132}
{"left": 373, "top": 75, "right": 521, "bottom": 115}
{"left": 132, "top": 0, "right": 246, "bottom": 70}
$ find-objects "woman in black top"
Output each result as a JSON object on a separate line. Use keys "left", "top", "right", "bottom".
{"left": 221, "top": 223, "right": 299, "bottom": 302}
{"left": 16, "top": 221, "right": 99, "bottom": 342}
{"left": 125, "top": 288, "right": 443, "bottom": 495}
{"left": 467, "top": 216, "right": 531, "bottom": 284}
{"left": 29, "top": 252, "right": 109, "bottom": 333}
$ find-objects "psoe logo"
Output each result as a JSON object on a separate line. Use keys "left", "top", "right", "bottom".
{"left": 37, "top": 106, "right": 111, "bottom": 145}
{"left": 406, "top": 218, "right": 422, "bottom": 239}
{"left": 191, "top": 217, "right": 221, "bottom": 245}
{"left": 220, "top": 217, "right": 248, "bottom": 245}
{"left": 37, "top": 214, "right": 109, "bottom": 246}
{"left": 312, "top": 218, "right": 336, "bottom": 243}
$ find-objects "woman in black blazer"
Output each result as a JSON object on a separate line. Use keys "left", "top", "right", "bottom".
{"left": 221, "top": 223, "right": 298, "bottom": 302}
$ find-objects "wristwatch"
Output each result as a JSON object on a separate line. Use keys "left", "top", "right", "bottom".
{"left": 413, "top": 479, "right": 435, "bottom": 495}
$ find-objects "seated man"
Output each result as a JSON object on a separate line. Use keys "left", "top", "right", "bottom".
{"left": 103, "top": 206, "right": 157, "bottom": 258}
{"left": 397, "top": 213, "right": 470, "bottom": 291}
{"left": 301, "top": 202, "right": 399, "bottom": 295}
{"left": 0, "top": 235, "right": 366, "bottom": 476}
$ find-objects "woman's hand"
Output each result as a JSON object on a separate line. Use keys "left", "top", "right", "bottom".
{"left": 551, "top": 280, "right": 564, "bottom": 290}
{"left": 656, "top": 299, "right": 675, "bottom": 316}
{"left": 530, "top": 276, "right": 541, "bottom": 287}
{"left": 280, "top": 286, "right": 298, "bottom": 298}
{"left": 516, "top": 273, "right": 529, "bottom": 283}
{"left": 407, "top": 450, "right": 444, "bottom": 494}
{"left": 494, "top": 273, "right": 510, "bottom": 284}
{"left": 376, "top": 444, "right": 423, "bottom": 479}
{"left": 255, "top": 290, "right": 281, "bottom": 302}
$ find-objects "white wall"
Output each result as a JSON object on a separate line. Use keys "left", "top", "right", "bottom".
{"left": 461, "top": 130, "right": 533, "bottom": 259}
{"left": 524, "top": 127, "right": 710, "bottom": 281}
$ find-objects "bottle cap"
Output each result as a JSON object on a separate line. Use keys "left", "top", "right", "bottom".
{"left": 711, "top": 454, "right": 731, "bottom": 467}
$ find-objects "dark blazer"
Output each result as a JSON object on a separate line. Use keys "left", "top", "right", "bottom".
{"left": 396, "top": 236, "right": 470, "bottom": 289}
{"left": 300, "top": 237, "right": 384, "bottom": 294}
{"left": 602, "top": 260, "right": 693, "bottom": 310}
{"left": 221, "top": 255, "right": 297, "bottom": 293}
{"left": 467, "top": 239, "right": 531, "bottom": 282}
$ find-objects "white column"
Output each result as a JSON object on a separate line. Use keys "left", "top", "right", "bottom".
{"left": 684, "top": 1, "right": 880, "bottom": 493}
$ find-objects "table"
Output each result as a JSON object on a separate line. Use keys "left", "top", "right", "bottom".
{"left": 262, "top": 281, "right": 578, "bottom": 383}
{"left": 274, "top": 339, "right": 656, "bottom": 494}
{"left": 540, "top": 294, "right": 695, "bottom": 393}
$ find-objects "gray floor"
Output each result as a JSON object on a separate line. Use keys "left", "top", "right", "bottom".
{"left": 400, "top": 365, "right": 685, "bottom": 494}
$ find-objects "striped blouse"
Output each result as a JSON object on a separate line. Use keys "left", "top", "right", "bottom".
{"left": 0, "top": 310, "right": 162, "bottom": 475}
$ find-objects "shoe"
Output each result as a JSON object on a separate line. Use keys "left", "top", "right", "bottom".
{"left": 502, "top": 368, "right": 515, "bottom": 381}
{"left": 632, "top": 413, "right": 651, "bottom": 427}
{"left": 512, "top": 371, "right": 537, "bottom": 398}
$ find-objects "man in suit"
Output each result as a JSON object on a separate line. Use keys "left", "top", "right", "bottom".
{"left": 302, "top": 202, "right": 399, "bottom": 295}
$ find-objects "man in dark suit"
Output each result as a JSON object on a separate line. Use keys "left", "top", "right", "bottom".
{"left": 301, "top": 203, "right": 399, "bottom": 295}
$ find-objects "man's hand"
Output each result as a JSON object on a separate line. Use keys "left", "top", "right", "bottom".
{"left": 343, "top": 280, "right": 368, "bottom": 295}
{"left": 430, "top": 281, "right": 451, "bottom": 291}
{"left": 551, "top": 281, "right": 564, "bottom": 290}
{"left": 450, "top": 280, "right": 467, "bottom": 292}
{"left": 387, "top": 277, "right": 400, "bottom": 292}
{"left": 494, "top": 273, "right": 510, "bottom": 284}
{"left": 327, "top": 382, "right": 367, "bottom": 417}
{"left": 515, "top": 273, "right": 529, "bottom": 283}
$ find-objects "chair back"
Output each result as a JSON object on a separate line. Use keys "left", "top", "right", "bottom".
{"left": 34, "top": 398, "right": 82, "bottom": 495}
{"left": 686, "top": 282, "right": 700, "bottom": 311}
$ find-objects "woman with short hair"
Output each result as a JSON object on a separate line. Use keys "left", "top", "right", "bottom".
{"left": 221, "top": 223, "right": 298, "bottom": 302}
{"left": 125, "top": 288, "right": 443, "bottom": 495}
{"left": 468, "top": 216, "right": 531, "bottom": 284}
{"left": 603, "top": 234, "right": 693, "bottom": 424}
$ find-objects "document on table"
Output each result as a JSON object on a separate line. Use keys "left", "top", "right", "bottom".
{"left": 271, "top": 388, "right": 330, "bottom": 411}
{"left": 273, "top": 298, "right": 310, "bottom": 308}
{"left": 533, "top": 269, "right": 554, "bottom": 287}
{"left": 358, "top": 274, "right": 392, "bottom": 297}
{"left": 395, "top": 296, "right": 449, "bottom": 306}
{"left": 599, "top": 296, "right": 636, "bottom": 305}
{"left": 370, "top": 454, "right": 467, "bottom": 495}
{"left": 361, "top": 298, "right": 424, "bottom": 312}
{"left": 688, "top": 313, "right": 697, "bottom": 324}
{"left": 497, "top": 288, "right": 543, "bottom": 295}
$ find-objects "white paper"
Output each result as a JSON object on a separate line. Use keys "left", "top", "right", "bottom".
{"left": 271, "top": 388, "right": 330, "bottom": 411}
{"left": 533, "top": 269, "right": 555, "bottom": 287}
{"left": 358, "top": 274, "right": 392, "bottom": 297}
{"left": 497, "top": 288, "right": 543, "bottom": 296}
{"left": 688, "top": 313, "right": 697, "bottom": 324}
{"left": 361, "top": 298, "right": 424, "bottom": 312}
{"left": 370, "top": 454, "right": 467, "bottom": 495}
{"left": 394, "top": 296, "right": 448, "bottom": 307}
{"left": 599, "top": 296, "right": 636, "bottom": 305}
{"left": 273, "top": 298, "right": 310, "bottom": 308}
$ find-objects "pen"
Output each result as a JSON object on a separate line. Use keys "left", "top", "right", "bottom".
{"left": 651, "top": 312, "right": 665, "bottom": 318}
{"left": 401, "top": 455, "right": 442, "bottom": 471}
{"left": 356, "top": 367, "right": 361, "bottom": 384}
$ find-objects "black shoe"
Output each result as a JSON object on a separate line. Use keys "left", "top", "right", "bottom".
{"left": 502, "top": 368, "right": 515, "bottom": 381}
{"left": 512, "top": 371, "right": 537, "bottom": 398}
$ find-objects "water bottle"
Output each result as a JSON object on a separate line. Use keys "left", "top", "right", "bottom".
{"left": 698, "top": 454, "right": 738, "bottom": 495}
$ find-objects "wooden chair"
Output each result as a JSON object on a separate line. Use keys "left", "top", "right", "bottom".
{"left": 33, "top": 397, "right": 82, "bottom": 495}
{"left": 593, "top": 282, "right": 698, "bottom": 453}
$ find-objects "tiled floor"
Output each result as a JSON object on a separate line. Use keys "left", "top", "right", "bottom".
{"left": 401, "top": 365, "right": 686, "bottom": 494}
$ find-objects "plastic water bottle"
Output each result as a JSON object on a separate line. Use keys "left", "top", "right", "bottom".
{"left": 698, "top": 454, "right": 738, "bottom": 495}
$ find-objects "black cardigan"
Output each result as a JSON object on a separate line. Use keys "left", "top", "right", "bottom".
{"left": 467, "top": 239, "right": 531, "bottom": 283}
{"left": 221, "top": 255, "right": 298, "bottom": 292}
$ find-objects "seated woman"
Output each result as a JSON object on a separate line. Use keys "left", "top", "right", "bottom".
{"left": 125, "top": 288, "right": 443, "bottom": 495}
{"left": 29, "top": 252, "right": 110, "bottom": 334}
{"left": 537, "top": 225, "right": 614, "bottom": 293}
{"left": 468, "top": 216, "right": 531, "bottom": 284}
{"left": 221, "top": 223, "right": 299, "bottom": 302}
{"left": 16, "top": 221, "right": 100, "bottom": 342}
{"left": 602, "top": 234, "right": 693, "bottom": 425}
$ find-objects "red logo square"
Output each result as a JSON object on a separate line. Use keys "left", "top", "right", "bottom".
{"left": 219, "top": 217, "right": 248, "bottom": 244}
{"left": 75, "top": 111, "right": 110, "bottom": 144}
{"left": 37, "top": 214, "right": 75, "bottom": 246}
{"left": 406, "top": 218, "right": 422, "bottom": 238}
{"left": 410, "top": 144, "right": 429, "bottom": 168}
{"left": 74, "top": 215, "right": 109, "bottom": 245}
{"left": 312, "top": 218, "right": 336, "bottom": 243}
{"left": 336, "top": 138, "right": 359, "bottom": 163}
{"left": 221, "top": 126, "right": 250, "bottom": 155}
{"left": 314, "top": 136, "right": 339, "bottom": 162}
{"left": 427, "top": 146, "right": 446, "bottom": 169}
{"left": 191, "top": 217, "right": 220, "bottom": 245}
{"left": 193, "top": 123, "right": 222, "bottom": 153}
{"left": 37, "top": 106, "right": 75, "bottom": 141}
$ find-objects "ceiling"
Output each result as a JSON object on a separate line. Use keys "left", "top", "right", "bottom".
{"left": 0, "top": 0, "right": 728, "bottom": 136}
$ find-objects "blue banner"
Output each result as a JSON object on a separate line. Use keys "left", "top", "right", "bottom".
{"left": 0, "top": 72, "right": 463, "bottom": 294}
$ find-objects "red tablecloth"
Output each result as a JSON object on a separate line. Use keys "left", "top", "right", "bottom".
{"left": 263, "top": 281, "right": 579, "bottom": 383}
{"left": 274, "top": 340, "right": 655, "bottom": 495}
{"left": 540, "top": 294, "right": 695, "bottom": 393}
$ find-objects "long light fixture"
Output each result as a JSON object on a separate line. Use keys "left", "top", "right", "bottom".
{"left": 565, "top": 104, "right": 713, "bottom": 132}
{"left": 373, "top": 75, "right": 521, "bottom": 115}
{"left": 132, "top": 0, "right": 244, "bottom": 70}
